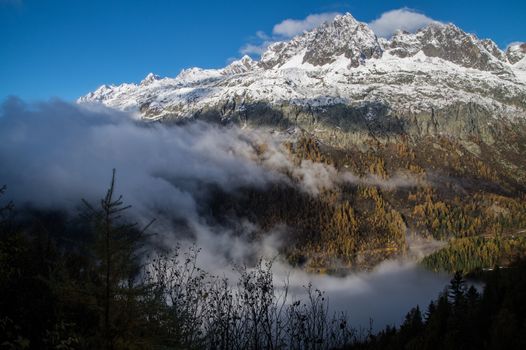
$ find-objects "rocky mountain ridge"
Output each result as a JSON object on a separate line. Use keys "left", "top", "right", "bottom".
{"left": 79, "top": 13, "right": 526, "bottom": 156}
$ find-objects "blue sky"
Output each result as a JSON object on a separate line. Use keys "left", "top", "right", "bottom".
{"left": 1, "top": 0, "right": 525, "bottom": 101}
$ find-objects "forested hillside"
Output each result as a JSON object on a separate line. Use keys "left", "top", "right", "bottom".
{"left": 208, "top": 134, "right": 526, "bottom": 272}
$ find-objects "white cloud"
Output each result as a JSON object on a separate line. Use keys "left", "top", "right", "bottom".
{"left": 272, "top": 12, "right": 340, "bottom": 38}
{"left": 239, "top": 31, "right": 275, "bottom": 56}
{"left": 239, "top": 12, "right": 340, "bottom": 57}
{"left": 255, "top": 30, "right": 270, "bottom": 40}
{"left": 240, "top": 42, "right": 271, "bottom": 56}
{"left": 368, "top": 8, "right": 438, "bottom": 38}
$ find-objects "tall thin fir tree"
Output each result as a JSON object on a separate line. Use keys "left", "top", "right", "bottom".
{"left": 81, "top": 169, "right": 153, "bottom": 350}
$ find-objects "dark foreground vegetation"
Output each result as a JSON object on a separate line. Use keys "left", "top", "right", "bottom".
{"left": 1, "top": 175, "right": 526, "bottom": 349}
{"left": 0, "top": 176, "right": 356, "bottom": 349}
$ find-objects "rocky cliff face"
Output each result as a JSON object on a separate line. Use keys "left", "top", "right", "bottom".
{"left": 260, "top": 13, "right": 382, "bottom": 68}
{"left": 506, "top": 42, "right": 526, "bottom": 64}
{"left": 385, "top": 23, "right": 509, "bottom": 72}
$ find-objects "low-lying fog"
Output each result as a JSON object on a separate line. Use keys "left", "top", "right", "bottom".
{"left": 280, "top": 262, "right": 450, "bottom": 331}
{"left": 0, "top": 98, "right": 451, "bottom": 331}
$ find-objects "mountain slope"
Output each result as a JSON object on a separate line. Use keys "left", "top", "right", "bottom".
{"left": 77, "top": 13, "right": 526, "bottom": 271}
{"left": 79, "top": 13, "right": 526, "bottom": 179}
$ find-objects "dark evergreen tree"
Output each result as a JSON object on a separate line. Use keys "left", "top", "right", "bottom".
{"left": 80, "top": 169, "right": 154, "bottom": 349}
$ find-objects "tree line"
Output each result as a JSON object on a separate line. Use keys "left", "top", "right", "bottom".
{"left": 346, "top": 263, "right": 526, "bottom": 350}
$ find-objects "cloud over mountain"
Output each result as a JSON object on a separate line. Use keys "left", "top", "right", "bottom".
{"left": 368, "top": 8, "right": 439, "bottom": 37}
{"left": 241, "top": 12, "right": 340, "bottom": 56}
{"left": 240, "top": 8, "right": 441, "bottom": 57}
{"left": 272, "top": 12, "right": 340, "bottom": 37}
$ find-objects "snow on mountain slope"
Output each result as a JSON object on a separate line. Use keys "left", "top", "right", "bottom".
{"left": 79, "top": 13, "right": 526, "bottom": 122}
{"left": 507, "top": 42, "right": 526, "bottom": 64}
{"left": 513, "top": 57, "right": 526, "bottom": 81}
{"left": 384, "top": 23, "right": 509, "bottom": 72}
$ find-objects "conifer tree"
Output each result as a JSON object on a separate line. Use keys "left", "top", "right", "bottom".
{"left": 81, "top": 170, "right": 153, "bottom": 349}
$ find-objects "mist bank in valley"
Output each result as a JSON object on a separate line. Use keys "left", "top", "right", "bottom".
{"left": 0, "top": 98, "right": 454, "bottom": 331}
{"left": 0, "top": 98, "right": 426, "bottom": 260}
{"left": 6, "top": 97, "right": 525, "bottom": 349}
{"left": 3, "top": 97, "right": 523, "bottom": 275}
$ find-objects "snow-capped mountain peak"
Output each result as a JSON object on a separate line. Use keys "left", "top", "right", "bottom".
{"left": 140, "top": 73, "right": 161, "bottom": 86}
{"left": 385, "top": 22, "right": 509, "bottom": 71}
{"left": 260, "top": 12, "right": 382, "bottom": 69}
{"left": 222, "top": 55, "right": 257, "bottom": 75}
{"left": 79, "top": 12, "right": 526, "bottom": 128}
{"left": 174, "top": 67, "right": 223, "bottom": 84}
